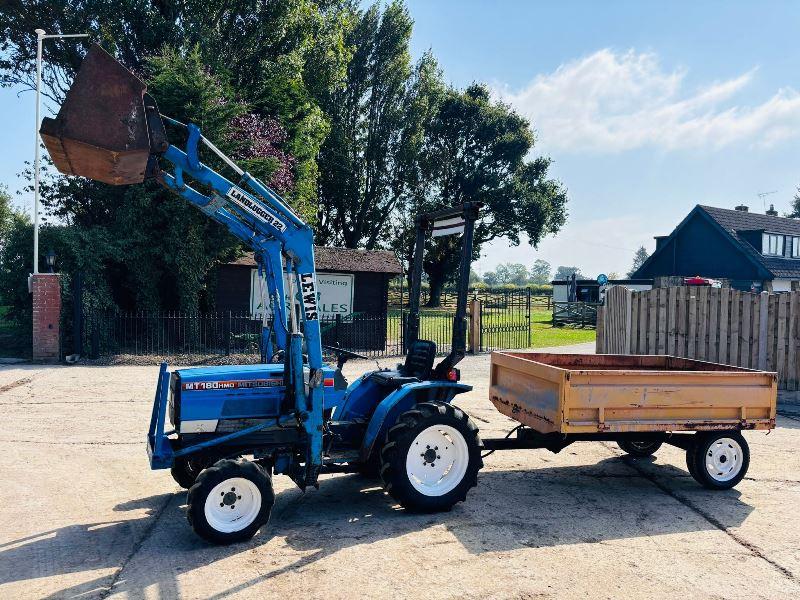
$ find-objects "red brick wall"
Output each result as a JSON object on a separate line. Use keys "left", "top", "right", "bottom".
{"left": 31, "top": 274, "right": 61, "bottom": 362}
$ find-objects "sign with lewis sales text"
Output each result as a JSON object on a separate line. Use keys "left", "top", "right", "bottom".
{"left": 250, "top": 270, "right": 354, "bottom": 318}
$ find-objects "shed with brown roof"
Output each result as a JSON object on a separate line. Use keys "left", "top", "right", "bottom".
{"left": 214, "top": 246, "right": 402, "bottom": 317}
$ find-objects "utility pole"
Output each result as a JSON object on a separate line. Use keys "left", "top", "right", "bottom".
{"left": 32, "top": 29, "right": 89, "bottom": 274}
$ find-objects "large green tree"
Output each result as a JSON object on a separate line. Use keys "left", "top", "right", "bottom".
{"left": 400, "top": 84, "right": 567, "bottom": 306}
{"left": 1, "top": 1, "right": 351, "bottom": 313}
{"left": 315, "top": 1, "right": 443, "bottom": 248}
{"left": 529, "top": 259, "right": 551, "bottom": 285}
{"left": 1, "top": 0, "right": 350, "bottom": 214}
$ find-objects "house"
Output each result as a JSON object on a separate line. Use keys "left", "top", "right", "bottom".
{"left": 215, "top": 246, "right": 403, "bottom": 316}
{"left": 551, "top": 278, "right": 652, "bottom": 303}
{"left": 634, "top": 204, "right": 800, "bottom": 292}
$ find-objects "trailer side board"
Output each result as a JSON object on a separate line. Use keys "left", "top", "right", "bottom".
{"left": 489, "top": 352, "right": 777, "bottom": 434}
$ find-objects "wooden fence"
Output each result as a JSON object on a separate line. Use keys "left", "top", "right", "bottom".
{"left": 597, "top": 285, "right": 800, "bottom": 389}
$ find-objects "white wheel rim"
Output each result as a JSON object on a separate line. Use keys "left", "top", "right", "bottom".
{"left": 203, "top": 477, "right": 262, "bottom": 533}
{"left": 405, "top": 424, "right": 469, "bottom": 497}
{"left": 704, "top": 438, "right": 743, "bottom": 482}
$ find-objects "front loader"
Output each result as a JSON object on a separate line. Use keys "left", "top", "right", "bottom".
{"left": 42, "top": 44, "right": 484, "bottom": 544}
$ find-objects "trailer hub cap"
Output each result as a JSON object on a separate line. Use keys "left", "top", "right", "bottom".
{"left": 204, "top": 477, "right": 261, "bottom": 533}
{"left": 704, "top": 437, "right": 743, "bottom": 482}
{"left": 407, "top": 424, "right": 469, "bottom": 497}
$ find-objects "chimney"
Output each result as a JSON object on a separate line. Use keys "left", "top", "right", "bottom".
{"left": 766, "top": 204, "right": 778, "bottom": 216}
{"left": 735, "top": 204, "right": 749, "bottom": 212}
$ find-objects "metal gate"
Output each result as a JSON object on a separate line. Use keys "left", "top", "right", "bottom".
{"left": 479, "top": 293, "right": 532, "bottom": 351}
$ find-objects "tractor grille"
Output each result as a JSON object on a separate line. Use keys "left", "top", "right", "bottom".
{"left": 215, "top": 418, "right": 270, "bottom": 433}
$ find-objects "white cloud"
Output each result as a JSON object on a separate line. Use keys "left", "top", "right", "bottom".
{"left": 496, "top": 49, "right": 800, "bottom": 152}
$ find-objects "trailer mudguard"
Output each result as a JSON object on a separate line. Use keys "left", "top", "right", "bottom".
{"left": 359, "top": 381, "right": 471, "bottom": 462}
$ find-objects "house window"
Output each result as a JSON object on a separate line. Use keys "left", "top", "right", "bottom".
{"left": 763, "top": 233, "right": 784, "bottom": 256}
{"left": 791, "top": 236, "right": 800, "bottom": 258}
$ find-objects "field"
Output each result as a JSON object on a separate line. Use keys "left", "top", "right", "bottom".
{"left": 385, "top": 305, "right": 595, "bottom": 352}
{"left": 530, "top": 308, "right": 597, "bottom": 347}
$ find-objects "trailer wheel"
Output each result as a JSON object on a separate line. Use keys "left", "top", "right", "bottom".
{"left": 380, "top": 401, "right": 482, "bottom": 512}
{"left": 617, "top": 439, "right": 663, "bottom": 457}
{"left": 688, "top": 432, "right": 749, "bottom": 490}
{"left": 187, "top": 459, "right": 274, "bottom": 544}
{"left": 685, "top": 442, "right": 699, "bottom": 480}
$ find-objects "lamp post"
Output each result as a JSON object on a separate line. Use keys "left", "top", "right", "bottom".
{"left": 45, "top": 248, "right": 56, "bottom": 273}
{"left": 32, "top": 28, "right": 88, "bottom": 274}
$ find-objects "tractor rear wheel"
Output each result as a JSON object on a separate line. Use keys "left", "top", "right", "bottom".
{"left": 187, "top": 459, "right": 274, "bottom": 544}
{"left": 380, "top": 401, "right": 482, "bottom": 512}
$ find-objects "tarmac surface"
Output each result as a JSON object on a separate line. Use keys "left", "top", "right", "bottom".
{"left": 1, "top": 342, "right": 799, "bottom": 599}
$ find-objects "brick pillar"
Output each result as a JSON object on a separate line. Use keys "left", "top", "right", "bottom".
{"left": 31, "top": 273, "right": 61, "bottom": 362}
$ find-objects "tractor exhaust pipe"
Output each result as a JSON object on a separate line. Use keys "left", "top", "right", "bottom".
{"left": 39, "top": 44, "right": 167, "bottom": 185}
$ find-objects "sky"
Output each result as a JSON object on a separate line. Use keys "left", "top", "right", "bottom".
{"left": 2, "top": 1, "right": 799, "bottom": 279}
{"left": 406, "top": 0, "right": 800, "bottom": 278}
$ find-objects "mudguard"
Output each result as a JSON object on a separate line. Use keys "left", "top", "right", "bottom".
{"left": 359, "top": 381, "right": 472, "bottom": 462}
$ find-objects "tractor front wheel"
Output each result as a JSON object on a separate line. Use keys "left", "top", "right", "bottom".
{"left": 380, "top": 402, "right": 482, "bottom": 512}
{"left": 187, "top": 459, "right": 274, "bottom": 544}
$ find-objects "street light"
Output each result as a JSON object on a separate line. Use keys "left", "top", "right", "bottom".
{"left": 45, "top": 248, "right": 56, "bottom": 273}
{"left": 32, "top": 28, "right": 89, "bottom": 274}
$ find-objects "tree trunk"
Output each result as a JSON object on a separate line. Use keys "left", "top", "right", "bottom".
{"left": 426, "top": 272, "right": 445, "bottom": 308}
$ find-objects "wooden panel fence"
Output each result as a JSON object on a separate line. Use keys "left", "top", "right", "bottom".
{"left": 596, "top": 285, "right": 799, "bottom": 389}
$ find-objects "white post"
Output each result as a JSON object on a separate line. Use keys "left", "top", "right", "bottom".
{"left": 33, "top": 28, "right": 45, "bottom": 274}
{"left": 31, "top": 30, "right": 89, "bottom": 278}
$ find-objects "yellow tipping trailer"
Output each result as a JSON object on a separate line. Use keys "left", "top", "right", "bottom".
{"left": 485, "top": 352, "right": 777, "bottom": 490}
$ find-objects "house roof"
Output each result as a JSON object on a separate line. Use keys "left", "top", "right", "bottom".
{"left": 700, "top": 205, "right": 800, "bottom": 237}
{"left": 699, "top": 206, "right": 800, "bottom": 279}
{"left": 226, "top": 246, "right": 403, "bottom": 274}
{"left": 634, "top": 205, "right": 800, "bottom": 280}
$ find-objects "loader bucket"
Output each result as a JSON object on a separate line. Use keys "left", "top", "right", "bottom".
{"left": 39, "top": 44, "right": 157, "bottom": 185}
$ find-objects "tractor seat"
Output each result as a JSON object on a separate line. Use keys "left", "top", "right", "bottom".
{"left": 368, "top": 340, "right": 437, "bottom": 389}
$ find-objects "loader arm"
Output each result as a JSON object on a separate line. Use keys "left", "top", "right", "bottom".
{"left": 157, "top": 130, "right": 326, "bottom": 483}
{"left": 39, "top": 44, "right": 325, "bottom": 486}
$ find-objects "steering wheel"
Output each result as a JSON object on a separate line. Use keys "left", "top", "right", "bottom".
{"left": 322, "top": 344, "right": 369, "bottom": 368}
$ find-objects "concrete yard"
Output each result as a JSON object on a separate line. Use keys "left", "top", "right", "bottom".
{"left": 1, "top": 343, "right": 799, "bottom": 599}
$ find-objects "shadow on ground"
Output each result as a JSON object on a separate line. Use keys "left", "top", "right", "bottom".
{"left": 0, "top": 457, "right": 754, "bottom": 599}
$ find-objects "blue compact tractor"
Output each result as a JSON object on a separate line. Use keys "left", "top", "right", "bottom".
{"left": 42, "top": 45, "right": 484, "bottom": 543}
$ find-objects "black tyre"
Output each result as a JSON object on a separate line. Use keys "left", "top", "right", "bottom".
{"left": 356, "top": 451, "right": 382, "bottom": 479}
{"left": 170, "top": 456, "right": 206, "bottom": 489}
{"left": 617, "top": 439, "right": 663, "bottom": 457}
{"left": 685, "top": 442, "right": 699, "bottom": 480}
{"left": 688, "top": 431, "right": 750, "bottom": 490}
{"left": 380, "top": 401, "right": 482, "bottom": 512}
{"left": 187, "top": 459, "right": 274, "bottom": 544}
